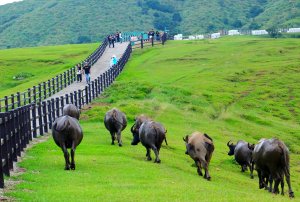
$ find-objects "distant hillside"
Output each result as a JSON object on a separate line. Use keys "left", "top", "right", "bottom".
{"left": 0, "top": 0, "right": 299, "bottom": 49}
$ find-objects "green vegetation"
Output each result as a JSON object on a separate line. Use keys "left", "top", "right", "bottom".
{"left": 4, "top": 36, "right": 300, "bottom": 201}
{"left": 0, "top": 0, "right": 299, "bottom": 49}
{"left": 0, "top": 43, "right": 99, "bottom": 97}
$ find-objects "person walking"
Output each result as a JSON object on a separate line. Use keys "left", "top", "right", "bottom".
{"left": 119, "top": 31, "right": 122, "bottom": 43}
{"left": 108, "top": 35, "right": 112, "bottom": 48}
{"left": 83, "top": 61, "right": 91, "bottom": 84}
{"left": 111, "top": 35, "right": 115, "bottom": 48}
{"left": 116, "top": 31, "right": 120, "bottom": 43}
{"left": 76, "top": 63, "right": 82, "bottom": 82}
{"left": 110, "top": 55, "right": 118, "bottom": 67}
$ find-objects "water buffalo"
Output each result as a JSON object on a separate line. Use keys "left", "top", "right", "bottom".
{"left": 252, "top": 138, "right": 294, "bottom": 198}
{"left": 131, "top": 120, "right": 167, "bottom": 163}
{"left": 63, "top": 104, "right": 80, "bottom": 120}
{"left": 131, "top": 115, "right": 168, "bottom": 145}
{"left": 183, "top": 132, "right": 214, "bottom": 180}
{"left": 104, "top": 108, "right": 127, "bottom": 146}
{"left": 52, "top": 115, "right": 83, "bottom": 170}
{"left": 227, "top": 140, "right": 254, "bottom": 178}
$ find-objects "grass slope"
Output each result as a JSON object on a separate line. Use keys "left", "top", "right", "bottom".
{"left": 5, "top": 36, "right": 300, "bottom": 201}
{"left": 0, "top": 43, "right": 99, "bottom": 98}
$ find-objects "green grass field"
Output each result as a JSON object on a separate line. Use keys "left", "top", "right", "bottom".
{"left": 0, "top": 43, "right": 99, "bottom": 98}
{"left": 4, "top": 36, "right": 300, "bottom": 201}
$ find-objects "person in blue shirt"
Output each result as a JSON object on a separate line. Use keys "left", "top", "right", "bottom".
{"left": 110, "top": 55, "right": 118, "bottom": 67}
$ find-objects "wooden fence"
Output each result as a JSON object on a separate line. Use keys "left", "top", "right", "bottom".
{"left": 0, "top": 38, "right": 108, "bottom": 113}
{"left": 0, "top": 43, "right": 132, "bottom": 188}
{"left": 0, "top": 31, "right": 167, "bottom": 188}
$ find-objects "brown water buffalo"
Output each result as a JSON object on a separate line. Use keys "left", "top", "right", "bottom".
{"left": 131, "top": 115, "right": 167, "bottom": 145}
{"left": 63, "top": 104, "right": 80, "bottom": 120}
{"left": 183, "top": 132, "right": 214, "bottom": 180}
{"left": 252, "top": 138, "right": 294, "bottom": 198}
{"left": 52, "top": 115, "right": 83, "bottom": 170}
{"left": 104, "top": 108, "right": 127, "bottom": 146}
{"left": 131, "top": 120, "right": 167, "bottom": 163}
{"left": 227, "top": 140, "right": 254, "bottom": 178}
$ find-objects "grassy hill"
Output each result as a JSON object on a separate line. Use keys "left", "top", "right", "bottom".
{"left": 4, "top": 36, "right": 300, "bottom": 201}
{"left": 0, "top": 0, "right": 299, "bottom": 49}
{"left": 0, "top": 43, "right": 99, "bottom": 98}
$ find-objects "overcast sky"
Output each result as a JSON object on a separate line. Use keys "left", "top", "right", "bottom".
{"left": 0, "top": 0, "right": 23, "bottom": 6}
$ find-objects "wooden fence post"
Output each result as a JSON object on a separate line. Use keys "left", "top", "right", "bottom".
{"left": 38, "top": 84, "right": 42, "bottom": 103}
{"left": 11, "top": 94, "right": 15, "bottom": 110}
{"left": 55, "top": 97, "right": 60, "bottom": 117}
{"left": 47, "top": 100, "right": 52, "bottom": 129}
{"left": 43, "top": 82, "right": 46, "bottom": 100}
{"left": 42, "top": 101, "right": 48, "bottom": 133}
{"left": 32, "top": 104, "right": 37, "bottom": 138}
{"left": 16, "top": 92, "right": 21, "bottom": 107}
{"left": 78, "top": 90, "right": 82, "bottom": 109}
{"left": 74, "top": 91, "right": 78, "bottom": 107}
{"left": 60, "top": 96, "right": 64, "bottom": 115}
{"left": 37, "top": 102, "right": 43, "bottom": 136}
{"left": 85, "top": 86, "right": 89, "bottom": 105}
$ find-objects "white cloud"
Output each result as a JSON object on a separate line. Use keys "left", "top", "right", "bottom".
{"left": 0, "top": 0, "right": 23, "bottom": 6}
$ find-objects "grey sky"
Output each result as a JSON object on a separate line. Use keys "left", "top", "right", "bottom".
{"left": 0, "top": 0, "right": 23, "bottom": 6}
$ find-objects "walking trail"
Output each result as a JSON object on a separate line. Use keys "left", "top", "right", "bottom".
{"left": 47, "top": 42, "right": 129, "bottom": 100}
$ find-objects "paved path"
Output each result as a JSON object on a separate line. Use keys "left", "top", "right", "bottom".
{"left": 47, "top": 42, "right": 129, "bottom": 100}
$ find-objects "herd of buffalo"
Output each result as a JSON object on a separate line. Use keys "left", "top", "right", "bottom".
{"left": 52, "top": 104, "right": 295, "bottom": 198}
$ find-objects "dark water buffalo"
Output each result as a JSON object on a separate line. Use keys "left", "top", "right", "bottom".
{"left": 131, "top": 120, "right": 167, "bottom": 163}
{"left": 252, "top": 138, "right": 294, "bottom": 198}
{"left": 183, "top": 132, "right": 214, "bottom": 180}
{"left": 104, "top": 108, "right": 127, "bottom": 146}
{"left": 227, "top": 140, "right": 254, "bottom": 178}
{"left": 131, "top": 115, "right": 168, "bottom": 145}
{"left": 63, "top": 104, "right": 80, "bottom": 120}
{"left": 52, "top": 115, "right": 83, "bottom": 170}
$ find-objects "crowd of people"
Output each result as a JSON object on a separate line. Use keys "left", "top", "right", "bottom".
{"left": 107, "top": 31, "right": 122, "bottom": 48}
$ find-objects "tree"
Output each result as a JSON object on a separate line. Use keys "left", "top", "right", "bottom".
{"left": 266, "top": 26, "right": 282, "bottom": 38}
{"left": 77, "top": 36, "right": 91, "bottom": 44}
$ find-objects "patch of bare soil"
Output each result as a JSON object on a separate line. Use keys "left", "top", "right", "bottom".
{"left": 81, "top": 102, "right": 111, "bottom": 112}
{"left": 0, "top": 134, "right": 50, "bottom": 201}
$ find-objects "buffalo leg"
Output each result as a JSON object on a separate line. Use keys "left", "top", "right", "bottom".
{"left": 116, "top": 130, "right": 122, "bottom": 147}
{"left": 247, "top": 163, "right": 254, "bottom": 179}
{"left": 201, "top": 160, "right": 211, "bottom": 180}
{"left": 285, "top": 170, "right": 294, "bottom": 198}
{"left": 273, "top": 179, "right": 280, "bottom": 194}
{"left": 268, "top": 175, "right": 273, "bottom": 192}
{"left": 70, "top": 141, "right": 76, "bottom": 170}
{"left": 195, "top": 160, "right": 203, "bottom": 176}
{"left": 151, "top": 145, "right": 160, "bottom": 163}
{"left": 257, "top": 170, "right": 264, "bottom": 189}
{"left": 280, "top": 178, "right": 284, "bottom": 196}
{"left": 249, "top": 162, "right": 254, "bottom": 179}
{"left": 146, "top": 148, "right": 152, "bottom": 161}
{"left": 110, "top": 132, "right": 115, "bottom": 145}
{"left": 62, "top": 144, "right": 70, "bottom": 170}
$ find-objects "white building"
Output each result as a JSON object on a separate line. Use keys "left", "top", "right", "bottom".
{"left": 228, "top": 30, "right": 240, "bottom": 36}
{"left": 174, "top": 34, "right": 183, "bottom": 40}
{"left": 287, "top": 28, "right": 300, "bottom": 33}
{"left": 251, "top": 30, "right": 268, "bottom": 35}
{"left": 188, "top": 35, "right": 196, "bottom": 40}
{"left": 211, "top": 33, "right": 221, "bottom": 39}
{"left": 196, "top": 35, "right": 204, "bottom": 39}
